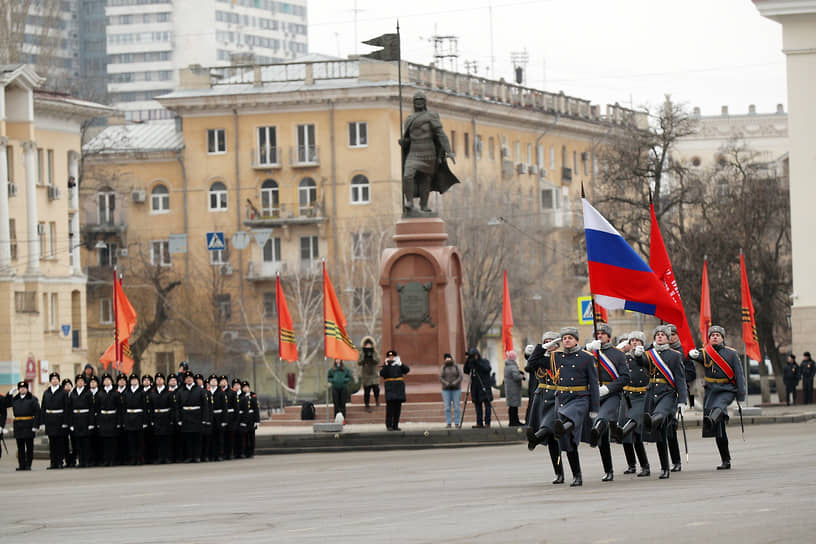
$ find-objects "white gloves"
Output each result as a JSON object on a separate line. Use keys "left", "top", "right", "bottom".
{"left": 177, "top": 421, "right": 182, "bottom": 427}
{"left": 9, "top": 388, "right": 17, "bottom": 396}
{"left": 254, "top": 422, "right": 259, "bottom": 430}
{"left": 88, "top": 425, "right": 95, "bottom": 430}
{"left": 586, "top": 340, "right": 602, "bottom": 351}
{"left": 143, "top": 424, "right": 148, "bottom": 429}
{"left": 544, "top": 339, "right": 560, "bottom": 351}
{"left": 38, "top": 425, "right": 45, "bottom": 432}
{"left": 524, "top": 344, "right": 535, "bottom": 357}
{"left": 616, "top": 340, "right": 629, "bottom": 350}
{"left": 589, "top": 412, "right": 598, "bottom": 420}
{"left": 70, "top": 426, "right": 75, "bottom": 432}
{"left": 634, "top": 345, "right": 644, "bottom": 357}
{"left": 598, "top": 385, "right": 610, "bottom": 398}
{"left": 61, "top": 424, "right": 68, "bottom": 429}
{"left": 689, "top": 349, "right": 700, "bottom": 360}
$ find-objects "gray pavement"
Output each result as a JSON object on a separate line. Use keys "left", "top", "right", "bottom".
{"left": 2, "top": 421, "right": 816, "bottom": 543}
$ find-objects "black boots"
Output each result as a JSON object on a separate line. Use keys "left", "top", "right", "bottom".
{"left": 599, "top": 441, "right": 614, "bottom": 482}
{"left": 615, "top": 419, "right": 637, "bottom": 442}
{"left": 554, "top": 419, "right": 573, "bottom": 439}
{"left": 634, "top": 440, "right": 650, "bottom": 477}
{"left": 657, "top": 442, "right": 670, "bottom": 479}
{"left": 716, "top": 436, "right": 731, "bottom": 470}
{"left": 704, "top": 407, "right": 724, "bottom": 433}
{"left": 566, "top": 450, "right": 582, "bottom": 487}
{"left": 671, "top": 463, "right": 682, "bottom": 472}
{"left": 526, "top": 427, "right": 538, "bottom": 451}
{"left": 549, "top": 441, "right": 564, "bottom": 484}
{"left": 589, "top": 418, "right": 608, "bottom": 448}
{"left": 643, "top": 412, "right": 665, "bottom": 434}
{"left": 623, "top": 442, "right": 637, "bottom": 474}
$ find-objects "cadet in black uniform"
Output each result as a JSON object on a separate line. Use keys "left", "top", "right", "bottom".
{"left": 642, "top": 326, "right": 687, "bottom": 479}
{"left": 380, "top": 350, "right": 410, "bottom": 431}
{"left": 88, "top": 376, "right": 101, "bottom": 466}
{"left": 525, "top": 331, "right": 565, "bottom": 484}
{"left": 195, "top": 373, "right": 212, "bottom": 461}
{"left": 148, "top": 372, "right": 176, "bottom": 464}
{"left": 8, "top": 382, "right": 40, "bottom": 470}
{"left": 585, "top": 323, "right": 630, "bottom": 482}
{"left": 178, "top": 371, "right": 208, "bottom": 463}
{"left": 42, "top": 371, "right": 70, "bottom": 469}
{"left": 553, "top": 327, "right": 600, "bottom": 487}
{"left": 69, "top": 374, "right": 95, "bottom": 468}
{"left": 688, "top": 325, "right": 746, "bottom": 470}
{"left": 122, "top": 374, "right": 148, "bottom": 465}
{"left": 115, "top": 373, "right": 128, "bottom": 464}
{"left": 62, "top": 378, "right": 77, "bottom": 467}
{"left": 209, "top": 375, "right": 227, "bottom": 461}
{"left": 95, "top": 374, "right": 122, "bottom": 466}
{"left": 166, "top": 373, "right": 182, "bottom": 462}
{"left": 141, "top": 374, "right": 155, "bottom": 463}
{"left": 613, "top": 331, "right": 651, "bottom": 477}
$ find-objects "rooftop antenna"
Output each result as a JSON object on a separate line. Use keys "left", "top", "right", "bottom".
{"left": 510, "top": 48, "right": 529, "bottom": 85}
{"left": 431, "top": 31, "right": 459, "bottom": 72}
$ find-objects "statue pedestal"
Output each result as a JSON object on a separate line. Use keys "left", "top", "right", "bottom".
{"left": 380, "top": 218, "right": 466, "bottom": 401}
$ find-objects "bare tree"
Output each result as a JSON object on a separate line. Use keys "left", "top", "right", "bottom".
{"left": 0, "top": 1, "right": 64, "bottom": 83}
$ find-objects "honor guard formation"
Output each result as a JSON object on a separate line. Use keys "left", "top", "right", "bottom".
{"left": 0, "top": 364, "right": 260, "bottom": 470}
{"left": 525, "top": 323, "right": 745, "bottom": 486}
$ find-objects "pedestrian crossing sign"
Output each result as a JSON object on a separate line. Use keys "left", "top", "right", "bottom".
{"left": 577, "top": 296, "right": 593, "bottom": 325}
{"left": 206, "top": 232, "right": 226, "bottom": 251}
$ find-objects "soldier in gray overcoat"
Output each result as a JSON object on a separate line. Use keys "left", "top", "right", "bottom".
{"left": 525, "top": 331, "right": 565, "bottom": 484}
{"left": 613, "top": 331, "right": 651, "bottom": 477}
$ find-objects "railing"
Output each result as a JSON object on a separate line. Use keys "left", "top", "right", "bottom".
{"left": 211, "top": 59, "right": 359, "bottom": 86}
{"left": 291, "top": 145, "right": 319, "bottom": 166}
{"left": 251, "top": 147, "right": 281, "bottom": 169}
{"left": 246, "top": 260, "right": 287, "bottom": 280}
{"left": 244, "top": 202, "right": 325, "bottom": 224}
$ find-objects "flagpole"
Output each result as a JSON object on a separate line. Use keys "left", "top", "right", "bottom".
{"left": 322, "top": 259, "right": 330, "bottom": 423}
{"left": 113, "top": 267, "right": 119, "bottom": 373}
{"left": 397, "top": 20, "right": 403, "bottom": 135}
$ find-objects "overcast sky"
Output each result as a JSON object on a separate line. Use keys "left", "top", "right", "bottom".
{"left": 306, "top": 0, "right": 786, "bottom": 116}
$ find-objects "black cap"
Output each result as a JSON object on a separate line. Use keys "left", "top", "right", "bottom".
{"left": 117, "top": 374, "right": 127, "bottom": 382}
{"left": 805, "top": 351, "right": 811, "bottom": 358}
{"left": 184, "top": 370, "right": 194, "bottom": 379}
{"left": 142, "top": 375, "right": 153, "bottom": 382}
{"left": 89, "top": 376, "right": 100, "bottom": 385}
{"left": 75, "top": 374, "right": 85, "bottom": 383}
{"left": 101, "top": 373, "right": 113, "bottom": 382}
{"left": 17, "top": 381, "right": 28, "bottom": 389}
{"left": 207, "top": 374, "right": 218, "bottom": 382}
{"left": 61, "top": 378, "right": 73, "bottom": 387}
{"left": 443, "top": 353, "right": 452, "bottom": 359}
{"left": 386, "top": 350, "right": 397, "bottom": 357}
{"left": 49, "top": 371, "right": 60, "bottom": 380}
{"left": 241, "top": 380, "right": 250, "bottom": 388}
{"left": 219, "top": 375, "right": 229, "bottom": 382}
{"left": 194, "top": 373, "right": 204, "bottom": 381}
{"left": 154, "top": 372, "right": 165, "bottom": 381}
{"left": 129, "top": 373, "right": 140, "bottom": 382}
{"left": 167, "top": 373, "right": 179, "bottom": 382}
{"left": 232, "top": 378, "right": 242, "bottom": 386}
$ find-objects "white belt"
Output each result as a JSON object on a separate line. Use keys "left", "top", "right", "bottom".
{"left": 247, "top": 410, "right": 254, "bottom": 413}
{"left": 126, "top": 409, "right": 143, "bottom": 413}
{"left": 100, "top": 410, "right": 117, "bottom": 415}
{"left": 238, "top": 410, "right": 245, "bottom": 414}
{"left": 46, "top": 409, "right": 64, "bottom": 414}
{"left": 227, "top": 409, "right": 235, "bottom": 413}
{"left": 182, "top": 406, "right": 201, "bottom": 411}
{"left": 73, "top": 409, "right": 90, "bottom": 413}
{"left": 154, "top": 408, "right": 171, "bottom": 413}
{"left": 212, "top": 409, "right": 223, "bottom": 414}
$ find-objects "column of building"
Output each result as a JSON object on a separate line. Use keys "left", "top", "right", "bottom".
{"left": 0, "top": 137, "right": 10, "bottom": 273}
{"left": 68, "top": 151, "right": 81, "bottom": 275}
{"left": 23, "top": 140, "right": 39, "bottom": 275}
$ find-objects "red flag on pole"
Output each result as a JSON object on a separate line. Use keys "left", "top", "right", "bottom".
{"left": 100, "top": 272, "right": 137, "bottom": 372}
{"left": 740, "top": 252, "right": 762, "bottom": 361}
{"left": 699, "top": 257, "right": 712, "bottom": 343}
{"left": 594, "top": 304, "right": 608, "bottom": 324}
{"left": 648, "top": 200, "right": 694, "bottom": 354}
{"left": 501, "top": 270, "right": 514, "bottom": 354}
{"left": 323, "top": 262, "right": 358, "bottom": 361}
{"left": 276, "top": 275, "right": 298, "bottom": 362}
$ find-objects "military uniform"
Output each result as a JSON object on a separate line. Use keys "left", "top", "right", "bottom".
{"left": 95, "top": 377, "right": 123, "bottom": 466}
{"left": 525, "top": 333, "right": 565, "bottom": 484}
{"left": 148, "top": 374, "right": 177, "bottom": 464}
{"left": 614, "top": 334, "right": 651, "bottom": 477}
{"left": 238, "top": 381, "right": 260, "bottom": 457}
{"left": 41, "top": 372, "right": 71, "bottom": 469}
{"left": 8, "top": 383, "right": 40, "bottom": 470}
{"left": 380, "top": 352, "right": 410, "bottom": 431}
{"left": 178, "top": 372, "right": 209, "bottom": 463}
{"left": 667, "top": 331, "right": 696, "bottom": 472}
{"left": 122, "top": 376, "right": 149, "bottom": 465}
{"left": 210, "top": 376, "right": 228, "bottom": 461}
{"left": 225, "top": 379, "right": 241, "bottom": 459}
{"left": 87, "top": 377, "right": 102, "bottom": 466}
{"left": 802, "top": 353, "right": 816, "bottom": 405}
{"left": 230, "top": 379, "right": 243, "bottom": 458}
{"left": 463, "top": 348, "right": 493, "bottom": 428}
{"left": 68, "top": 379, "right": 95, "bottom": 468}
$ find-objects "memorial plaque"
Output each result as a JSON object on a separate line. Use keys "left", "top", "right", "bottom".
{"left": 396, "top": 281, "right": 434, "bottom": 329}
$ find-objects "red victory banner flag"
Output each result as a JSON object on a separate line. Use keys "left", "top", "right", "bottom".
{"left": 648, "top": 199, "right": 695, "bottom": 354}
{"left": 594, "top": 304, "right": 608, "bottom": 324}
{"left": 323, "top": 262, "right": 358, "bottom": 361}
{"left": 276, "top": 275, "right": 298, "bottom": 362}
{"left": 100, "top": 271, "right": 138, "bottom": 373}
{"left": 501, "top": 270, "right": 514, "bottom": 354}
{"left": 699, "top": 257, "right": 712, "bottom": 343}
{"left": 740, "top": 251, "right": 762, "bottom": 361}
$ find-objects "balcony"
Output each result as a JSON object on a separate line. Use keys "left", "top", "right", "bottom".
{"left": 85, "top": 264, "right": 115, "bottom": 282}
{"left": 244, "top": 202, "right": 326, "bottom": 228}
{"left": 81, "top": 220, "right": 127, "bottom": 236}
{"left": 251, "top": 147, "right": 282, "bottom": 169}
{"left": 291, "top": 145, "right": 319, "bottom": 167}
{"left": 246, "top": 260, "right": 287, "bottom": 281}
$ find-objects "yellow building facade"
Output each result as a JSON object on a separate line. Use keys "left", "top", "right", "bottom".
{"left": 83, "top": 57, "right": 637, "bottom": 396}
{"left": 1, "top": 65, "right": 111, "bottom": 396}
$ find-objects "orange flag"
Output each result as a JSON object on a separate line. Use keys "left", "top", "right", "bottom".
{"left": 594, "top": 304, "right": 608, "bottom": 324}
{"left": 699, "top": 257, "right": 711, "bottom": 343}
{"left": 276, "top": 275, "right": 298, "bottom": 362}
{"left": 323, "top": 262, "right": 358, "bottom": 361}
{"left": 740, "top": 252, "right": 761, "bottom": 361}
{"left": 100, "top": 272, "right": 138, "bottom": 372}
{"left": 501, "top": 270, "right": 514, "bottom": 354}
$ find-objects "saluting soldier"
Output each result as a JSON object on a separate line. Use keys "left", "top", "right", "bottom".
{"left": 209, "top": 375, "right": 227, "bottom": 462}
{"left": 7, "top": 382, "right": 40, "bottom": 470}
{"left": 122, "top": 374, "right": 148, "bottom": 465}
{"left": 380, "top": 351, "right": 411, "bottom": 431}
{"left": 95, "top": 374, "right": 122, "bottom": 467}
{"left": 667, "top": 324, "right": 695, "bottom": 472}
{"left": 553, "top": 327, "right": 600, "bottom": 487}
{"left": 642, "top": 326, "right": 687, "bottom": 479}
{"left": 525, "top": 331, "right": 565, "bottom": 484}
{"left": 69, "top": 374, "right": 95, "bottom": 468}
{"left": 178, "top": 370, "right": 209, "bottom": 463}
{"left": 42, "top": 371, "right": 71, "bottom": 469}
{"left": 148, "top": 372, "right": 176, "bottom": 464}
{"left": 688, "top": 325, "right": 746, "bottom": 470}
{"left": 585, "top": 323, "right": 630, "bottom": 482}
{"left": 613, "top": 331, "right": 651, "bottom": 477}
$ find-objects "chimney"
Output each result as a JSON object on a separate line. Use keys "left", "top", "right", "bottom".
{"left": 721, "top": 105, "right": 728, "bottom": 116}
{"left": 777, "top": 103, "right": 785, "bottom": 114}
{"left": 748, "top": 104, "right": 756, "bottom": 114}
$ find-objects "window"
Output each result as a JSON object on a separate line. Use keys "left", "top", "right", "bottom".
{"left": 97, "top": 190, "right": 115, "bottom": 225}
{"left": 263, "top": 237, "right": 281, "bottom": 263}
{"left": 351, "top": 231, "right": 372, "bottom": 260}
{"left": 263, "top": 291, "right": 276, "bottom": 318}
{"left": 209, "top": 181, "right": 228, "bottom": 211}
{"left": 42, "top": 293, "right": 48, "bottom": 330}
{"left": 350, "top": 175, "right": 370, "bottom": 204}
{"left": 550, "top": 146, "right": 556, "bottom": 170}
{"left": 475, "top": 135, "right": 482, "bottom": 160}
{"left": 514, "top": 141, "right": 520, "bottom": 162}
{"left": 100, "top": 297, "right": 113, "bottom": 324}
{"left": 9, "top": 219, "right": 16, "bottom": 261}
{"left": 573, "top": 151, "right": 578, "bottom": 173}
{"left": 5, "top": 146, "right": 12, "bottom": 181}
{"left": 488, "top": 136, "right": 495, "bottom": 160}
{"left": 537, "top": 144, "right": 544, "bottom": 168}
{"left": 298, "top": 178, "right": 317, "bottom": 215}
{"left": 214, "top": 294, "right": 232, "bottom": 322}
{"left": 210, "top": 240, "right": 230, "bottom": 265}
{"left": 541, "top": 187, "right": 561, "bottom": 210}
{"left": 257, "top": 126, "right": 278, "bottom": 165}
{"left": 150, "top": 240, "right": 171, "bottom": 266}
{"left": 37, "top": 148, "right": 43, "bottom": 184}
{"left": 207, "top": 129, "right": 226, "bottom": 154}
{"left": 98, "top": 243, "right": 118, "bottom": 267}
{"left": 151, "top": 184, "right": 170, "bottom": 212}
{"left": 464, "top": 133, "right": 470, "bottom": 158}
{"left": 296, "top": 124, "right": 316, "bottom": 163}
{"left": 260, "top": 179, "right": 279, "bottom": 216}
{"left": 50, "top": 293, "right": 58, "bottom": 330}
{"left": 300, "top": 235, "right": 319, "bottom": 263}
{"left": 47, "top": 150, "right": 54, "bottom": 185}
{"left": 48, "top": 222, "right": 56, "bottom": 258}
{"left": 450, "top": 131, "right": 456, "bottom": 156}
{"left": 38, "top": 222, "right": 46, "bottom": 257}
{"left": 14, "top": 291, "right": 37, "bottom": 313}
{"left": 582, "top": 152, "right": 589, "bottom": 176}
{"left": 348, "top": 122, "right": 367, "bottom": 147}
{"left": 352, "top": 287, "right": 373, "bottom": 315}
{"left": 561, "top": 145, "right": 567, "bottom": 168}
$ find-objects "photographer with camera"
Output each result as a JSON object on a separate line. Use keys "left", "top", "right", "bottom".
{"left": 464, "top": 348, "right": 494, "bottom": 428}
{"left": 357, "top": 336, "right": 381, "bottom": 412}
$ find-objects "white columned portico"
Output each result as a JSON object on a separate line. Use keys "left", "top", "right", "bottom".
{"left": 68, "top": 150, "right": 81, "bottom": 275}
{"left": 0, "top": 136, "right": 10, "bottom": 272}
{"left": 22, "top": 140, "right": 39, "bottom": 275}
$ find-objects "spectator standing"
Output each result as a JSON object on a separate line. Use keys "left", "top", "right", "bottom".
{"left": 801, "top": 352, "right": 815, "bottom": 405}
{"left": 439, "top": 353, "right": 462, "bottom": 427}
{"left": 783, "top": 354, "right": 800, "bottom": 405}
{"left": 464, "top": 348, "right": 493, "bottom": 428}
{"left": 503, "top": 350, "right": 524, "bottom": 426}
{"left": 328, "top": 359, "right": 352, "bottom": 420}
{"left": 357, "top": 337, "right": 381, "bottom": 411}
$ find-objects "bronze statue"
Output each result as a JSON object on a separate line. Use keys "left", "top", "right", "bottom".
{"left": 400, "top": 91, "right": 459, "bottom": 215}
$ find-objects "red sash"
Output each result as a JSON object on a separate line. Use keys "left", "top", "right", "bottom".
{"left": 704, "top": 344, "right": 735, "bottom": 381}
{"left": 545, "top": 352, "right": 557, "bottom": 381}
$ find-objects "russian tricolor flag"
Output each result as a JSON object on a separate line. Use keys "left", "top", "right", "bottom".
{"left": 583, "top": 198, "right": 687, "bottom": 326}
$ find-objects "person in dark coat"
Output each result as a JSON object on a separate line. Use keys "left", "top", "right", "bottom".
{"left": 115, "top": 373, "right": 128, "bottom": 464}
{"left": 81, "top": 363, "right": 96, "bottom": 389}
{"left": 62, "top": 378, "right": 77, "bottom": 467}
{"left": 553, "top": 327, "right": 600, "bottom": 487}
{"left": 230, "top": 378, "right": 244, "bottom": 458}
{"left": 463, "top": 347, "right": 493, "bottom": 428}
{"left": 8, "top": 382, "right": 40, "bottom": 470}
{"left": 196, "top": 373, "right": 213, "bottom": 461}
{"left": 238, "top": 381, "right": 260, "bottom": 457}
{"left": 802, "top": 352, "right": 816, "bottom": 405}
{"left": 141, "top": 374, "right": 155, "bottom": 463}
{"left": 148, "top": 372, "right": 176, "bottom": 464}
{"left": 328, "top": 360, "right": 352, "bottom": 420}
{"left": 222, "top": 377, "right": 238, "bottom": 459}
{"left": 0, "top": 385, "right": 9, "bottom": 462}
{"left": 178, "top": 371, "right": 208, "bottom": 463}
{"left": 783, "top": 354, "right": 800, "bottom": 405}
{"left": 41, "top": 371, "right": 70, "bottom": 469}
{"left": 69, "top": 374, "right": 95, "bottom": 468}
{"left": 439, "top": 353, "right": 463, "bottom": 428}
{"left": 87, "top": 376, "right": 102, "bottom": 466}
{"left": 666, "top": 324, "right": 694, "bottom": 472}
{"left": 525, "top": 331, "right": 565, "bottom": 484}
{"left": 613, "top": 331, "right": 651, "bottom": 477}
{"left": 167, "top": 374, "right": 183, "bottom": 462}
{"left": 689, "top": 325, "right": 746, "bottom": 470}
{"left": 95, "top": 374, "right": 122, "bottom": 466}
{"left": 122, "top": 374, "right": 148, "bottom": 465}
{"left": 523, "top": 344, "right": 538, "bottom": 425}
{"left": 380, "top": 350, "right": 410, "bottom": 431}
{"left": 642, "top": 326, "right": 688, "bottom": 480}
{"left": 584, "top": 323, "right": 630, "bottom": 482}
{"left": 209, "top": 375, "right": 227, "bottom": 461}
